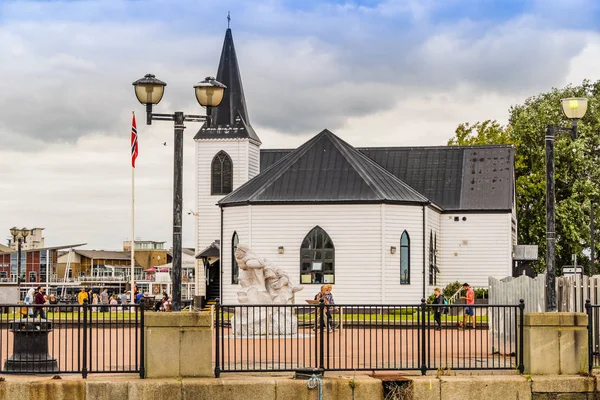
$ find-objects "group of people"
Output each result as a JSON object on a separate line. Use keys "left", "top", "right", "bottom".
{"left": 23, "top": 286, "right": 54, "bottom": 319}
{"left": 431, "top": 282, "right": 476, "bottom": 330}
{"left": 314, "top": 284, "right": 337, "bottom": 332}
{"left": 153, "top": 292, "right": 173, "bottom": 312}
{"left": 76, "top": 287, "right": 127, "bottom": 311}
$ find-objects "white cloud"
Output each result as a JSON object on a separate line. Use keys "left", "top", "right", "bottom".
{"left": 0, "top": 0, "right": 598, "bottom": 249}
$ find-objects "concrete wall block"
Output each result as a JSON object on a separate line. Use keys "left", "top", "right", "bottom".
{"left": 180, "top": 328, "right": 212, "bottom": 377}
{"left": 185, "top": 378, "right": 276, "bottom": 400}
{"left": 0, "top": 380, "right": 31, "bottom": 400}
{"left": 128, "top": 379, "right": 182, "bottom": 399}
{"left": 29, "top": 380, "right": 85, "bottom": 400}
{"left": 439, "top": 376, "right": 531, "bottom": 400}
{"left": 531, "top": 376, "right": 595, "bottom": 393}
{"left": 330, "top": 376, "right": 383, "bottom": 400}
{"left": 145, "top": 312, "right": 212, "bottom": 328}
{"left": 145, "top": 326, "right": 181, "bottom": 378}
{"left": 409, "top": 376, "right": 441, "bottom": 400}
{"left": 85, "top": 380, "right": 129, "bottom": 400}
{"left": 523, "top": 313, "right": 589, "bottom": 375}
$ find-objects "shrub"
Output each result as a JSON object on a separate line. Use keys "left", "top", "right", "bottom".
{"left": 443, "top": 281, "right": 463, "bottom": 298}
{"left": 474, "top": 288, "right": 488, "bottom": 299}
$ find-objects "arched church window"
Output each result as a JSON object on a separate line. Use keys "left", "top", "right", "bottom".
{"left": 400, "top": 231, "right": 410, "bottom": 284}
{"left": 232, "top": 232, "right": 239, "bottom": 284}
{"left": 300, "top": 226, "right": 335, "bottom": 284}
{"left": 211, "top": 151, "right": 233, "bottom": 195}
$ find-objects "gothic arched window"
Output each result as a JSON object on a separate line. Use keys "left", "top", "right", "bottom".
{"left": 211, "top": 151, "right": 233, "bottom": 195}
{"left": 232, "top": 232, "right": 239, "bottom": 284}
{"left": 400, "top": 231, "right": 410, "bottom": 284}
{"left": 300, "top": 226, "right": 335, "bottom": 284}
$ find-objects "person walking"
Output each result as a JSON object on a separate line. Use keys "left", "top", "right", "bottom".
{"left": 433, "top": 288, "right": 445, "bottom": 330}
{"left": 91, "top": 292, "right": 99, "bottom": 312}
{"left": 460, "top": 283, "right": 476, "bottom": 329}
{"left": 324, "top": 284, "right": 337, "bottom": 332}
{"left": 120, "top": 291, "right": 128, "bottom": 311}
{"left": 99, "top": 288, "right": 109, "bottom": 312}
{"left": 24, "top": 287, "right": 35, "bottom": 318}
{"left": 77, "top": 287, "right": 88, "bottom": 305}
{"left": 32, "top": 286, "right": 46, "bottom": 319}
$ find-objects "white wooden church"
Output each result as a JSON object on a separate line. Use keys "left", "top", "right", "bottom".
{"left": 194, "top": 28, "right": 517, "bottom": 305}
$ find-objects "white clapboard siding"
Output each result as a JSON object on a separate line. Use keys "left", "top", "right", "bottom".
{"left": 195, "top": 139, "right": 252, "bottom": 251}
{"left": 439, "top": 213, "right": 512, "bottom": 288}
{"left": 248, "top": 142, "right": 260, "bottom": 180}
{"left": 222, "top": 204, "right": 426, "bottom": 305}
{"left": 425, "top": 206, "right": 442, "bottom": 292}
{"left": 383, "top": 204, "right": 427, "bottom": 303}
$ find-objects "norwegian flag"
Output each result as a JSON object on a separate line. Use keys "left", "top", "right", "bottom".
{"left": 131, "top": 113, "right": 138, "bottom": 168}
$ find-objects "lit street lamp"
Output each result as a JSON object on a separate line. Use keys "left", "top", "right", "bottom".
{"left": 132, "top": 74, "right": 226, "bottom": 311}
{"left": 545, "top": 97, "right": 588, "bottom": 312}
{"left": 10, "top": 227, "right": 30, "bottom": 299}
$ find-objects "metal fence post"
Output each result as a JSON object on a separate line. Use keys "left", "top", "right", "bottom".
{"left": 420, "top": 298, "right": 427, "bottom": 375}
{"left": 140, "top": 302, "right": 145, "bottom": 378}
{"left": 82, "top": 299, "right": 88, "bottom": 379}
{"left": 586, "top": 299, "right": 592, "bottom": 375}
{"left": 215, "top": 299, "right": 221, "bottom": 378}
{"left": 319, "top": 299, "right": 325, "bottom": 371}
{"left": 518, "top": 299, "right": 525, "bottom": 374}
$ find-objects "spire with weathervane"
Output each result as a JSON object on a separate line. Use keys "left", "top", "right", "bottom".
{"left": 194, "top": 14, "right": 260, "bottom": 144}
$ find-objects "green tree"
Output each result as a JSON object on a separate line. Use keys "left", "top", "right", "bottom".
{"left": 448, "top": 80, "right": 600, "bottom": 274}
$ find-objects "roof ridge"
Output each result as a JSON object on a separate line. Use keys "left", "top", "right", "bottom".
{"left": 327, "top": 133, "right": 430, "bottom": 202}
{"left": 219, "top": 130, "right": 329, "bottom": 203}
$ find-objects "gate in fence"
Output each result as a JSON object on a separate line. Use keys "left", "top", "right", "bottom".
{"left": 214, "top": 299, "right": 524, "bottom": 377}
{"left": 0, "top": 302, "right": 144, "bottom": 378}
{"left": 586, "top": 300, "right": 600, "bottom": 373}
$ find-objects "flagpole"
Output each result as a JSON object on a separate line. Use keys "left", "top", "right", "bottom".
{"left": 131, "top": 111, "right": 136, "bottom": 304}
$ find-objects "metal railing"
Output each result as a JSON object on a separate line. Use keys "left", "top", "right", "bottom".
{"left": 586, "top": 300, "right": 599, "bottom": 373}
{"left": 214, "top": 299, "right": 524, "bottom": 376}
{"left": 0, "top": 302, "right": 144, "bottom": 378}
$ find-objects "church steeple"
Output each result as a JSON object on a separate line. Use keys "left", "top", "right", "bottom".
{"left": 194, "top": 27, "right": 260, "bottom": 144}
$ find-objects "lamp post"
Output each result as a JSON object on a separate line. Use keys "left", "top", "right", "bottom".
{"left": 10, "top": 227, "right": 30, "bottom": 300}
{"left": 545, "top": 97, "right": 588, "bottom": 312}
{"left": 132, "top": 74, "right": 226, "bottom": 311}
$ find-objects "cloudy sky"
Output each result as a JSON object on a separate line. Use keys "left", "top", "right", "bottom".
{"left": 1, "top": 0, "right": 599, "bottom": 251}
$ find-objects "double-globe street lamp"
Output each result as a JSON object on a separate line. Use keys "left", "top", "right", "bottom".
{"left": 132, "top": 74, "right": 226, "bottom": 311}
{"left": 545, "top": 98, "right": 588, "bottom": 312}
{"left": 10, "top": 227, "right": 30, "bottom": 298}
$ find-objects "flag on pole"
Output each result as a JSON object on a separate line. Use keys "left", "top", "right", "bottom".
{"left": 131, "top": 112, "right": 138, "bottom": 168}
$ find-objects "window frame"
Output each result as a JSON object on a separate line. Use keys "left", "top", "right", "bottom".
{"left": 400, "top": 230, "right": 410, "bottom": 284}
{"left": 211, "top": 150, "right": 233, "bottom": 195}
{"left": 232, "top": 232, "right": 239, "bottom": 284}
{"left": 300, "top": 226, "right": 335, "bottom": 285}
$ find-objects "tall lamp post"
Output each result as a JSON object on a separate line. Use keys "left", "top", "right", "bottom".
{"left": 132, "top": 74, "right": 226, "bottom": 311}
{"left": 545, "top": 97, "right": 588, "bottom": 312}
{"left": 10, "top": 227, "right": 30, "bottom": 300}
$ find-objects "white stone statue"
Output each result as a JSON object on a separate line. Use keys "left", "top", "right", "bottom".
{"left": 230, "top": 244, "right": 302, "bottom": 336}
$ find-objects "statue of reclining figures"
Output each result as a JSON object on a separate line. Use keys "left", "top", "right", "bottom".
{"left": 231, "top": 244, "right": 303, "bottom": 336}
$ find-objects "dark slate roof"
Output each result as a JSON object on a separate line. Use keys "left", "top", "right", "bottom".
{"left": 260, "top": 145, "right": 515, "bottom": 211}
{"left": 219, "top": 130, "right": 430, "bottom": 206}
{"left": 194, "top": 28, "right": 260, "bottom": 144}
{"left": 197, "top": 241, "right": 220, "bottom": 258}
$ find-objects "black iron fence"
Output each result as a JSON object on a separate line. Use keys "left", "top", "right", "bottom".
{"left": 0, "top": 302, "right": 144, "bottom": 378}
{"left": 214, "top": 299, "right": 524, "bottom": 376}
{"left": 586, "top": 300, "right": 600, "bottom": 373}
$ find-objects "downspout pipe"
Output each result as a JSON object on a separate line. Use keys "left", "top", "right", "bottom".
{"left": 422, "top": 203, "right": 429, "bottom": 299}
{"left": 220, "top": 206, "right": 224, "bottom": 302}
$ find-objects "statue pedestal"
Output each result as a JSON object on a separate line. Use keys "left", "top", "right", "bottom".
{"left": 232, "top": 307, "right": 299, "bottom": 336}
{"left": 4, "top": 319, "right": 58, "bottom": 373}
